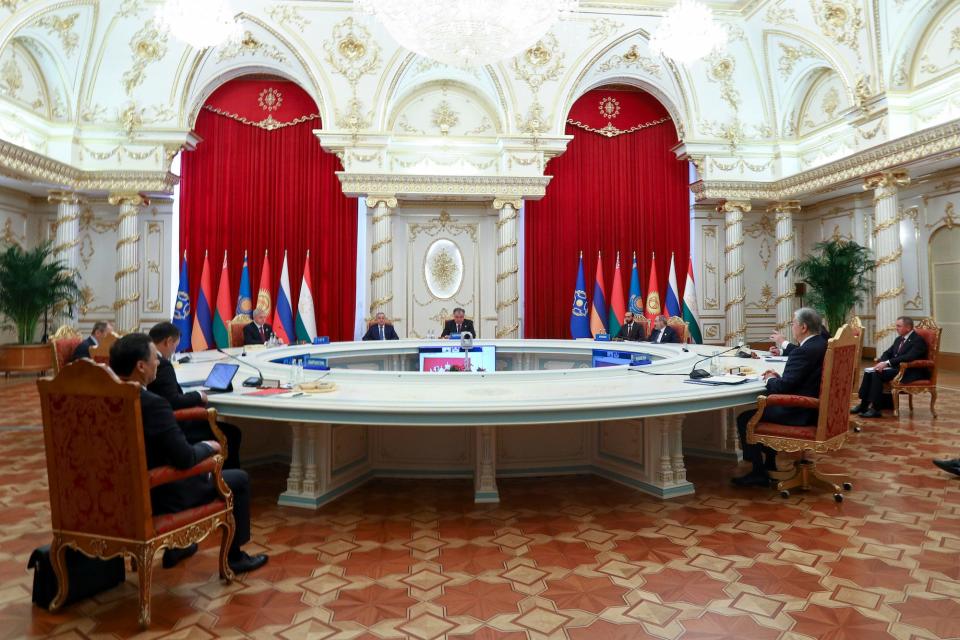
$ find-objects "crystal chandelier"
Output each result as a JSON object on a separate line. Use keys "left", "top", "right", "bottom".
{"left": 155, "top": 0, "right": 242, "bottom": 50}
{"left": 356, "top": 0, "right": 578, "bottom": 68}
{"left": 649, "top": 0, "right": 727, "bottom": 65}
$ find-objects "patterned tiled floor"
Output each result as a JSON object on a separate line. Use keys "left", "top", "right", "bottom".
{"left": 1, "top": 374, "right": 959, "bottom": 639}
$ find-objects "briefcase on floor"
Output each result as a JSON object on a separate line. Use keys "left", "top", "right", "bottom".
{"left": 28, "top": 544, "right": 125, "bottom": 609}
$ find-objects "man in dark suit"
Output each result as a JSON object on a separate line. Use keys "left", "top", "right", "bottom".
{"left": 647, "top": 315, "right": 680, "bottom": 344}
{"left": 243, "top": 308, "right": 274, "bottom": 345}
{"left": 852, "top": 316, "right": 928, "bottom": 418}
{"left": 147, "top": 321, "right": 242, "bottom": 468}
{"left": 616, "top": 312, "right": 645, "bottom": 341}
{"left": 362, "top": 312, "right": 400, "bottom": 341}
{"left": 109, "top": 333, "right": 267, "bottom": 574}
{"left": 733, "top": 307, "right": 828, "bottom": 487}
{"left": 441, "top": 307, "right": 477, "bottom": 339}
{"left": 70, "top": 321, "right": 114, "bottom": 361}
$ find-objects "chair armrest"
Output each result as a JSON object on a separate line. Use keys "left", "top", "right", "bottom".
{"left": 173, "top": 407, "right": 227, "bottom": 459}
{"left": 763, "top": 394, "right": 820, "bottom": 409}
{"left": 899, "top": 359, "right": 934, "bottom": 369}
{"left": 149, "top": 447, "right": 222, "bottom": 488}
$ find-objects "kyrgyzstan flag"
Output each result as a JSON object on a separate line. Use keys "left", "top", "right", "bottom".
{"left": 644, "top": 253, "right": 662, "bottom": 324}
{"left": 590, "top": 251, "right": 608, "bottom": 337}
{"left": 212, "top": 250, "right": 232, "bottom": 348}
{"left": 256, "top": 249, "right": 272, "bottom": 316}
{"left": 191, "top": 251, "right": 214, "bottom": 352}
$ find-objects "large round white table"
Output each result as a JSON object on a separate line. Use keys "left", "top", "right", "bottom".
{"left": 175, "top": 340, "right": 778, "bottom": 508}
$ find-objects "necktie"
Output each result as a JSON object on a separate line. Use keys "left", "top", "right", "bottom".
{"left": 896, "top": 336, "right": 906, "bottom": 355}
{"left": 380, "top": 326, "right": 384, "bottom": 340}
{"left": 457, "top": 323, "right": 461, "bottom": 333}
{"left": 259, "top": 325, "right": 265, "bottom": 342}
{"left": 657, "top": 329, "right": 663, "bottom": 343}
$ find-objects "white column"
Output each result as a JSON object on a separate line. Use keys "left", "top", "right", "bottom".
{"left": 474, "top": 426, "right": 499, "bottom": 503}
{"left": 494, "top": 197, "right": 521, "bottom": 338}
{"left": 770, "top": 201, "right": 800, "bottom": 332}
{"left": 108, "top": 193, "right": 148, "bottom": 333}
{"left": 48, "top": 191, "right": 83, "bottom": 329}
{"left": 286, "top": 423, "right": 304, "bottom": 494}
{"left": 722, "top": 201, "right": 750, "bottom": 346}
{"left": 366, "top": 194, "right": 397, "bottom": 322}
{"left": 865, "top": 171, "right": 909, "bottom": 352}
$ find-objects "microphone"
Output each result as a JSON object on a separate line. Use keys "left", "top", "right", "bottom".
{"left": 688, "top": 343, "right": 746, "bottom": 379}
{"left": 216, "top": 348, "right": 268, "bottom": 387}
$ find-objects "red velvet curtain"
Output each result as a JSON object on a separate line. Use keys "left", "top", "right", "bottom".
{"left": 179, "top": 79, "right": 357, "bottom": 342}
{"left": 523, "top": 88, "right": 690, "bottom": 338}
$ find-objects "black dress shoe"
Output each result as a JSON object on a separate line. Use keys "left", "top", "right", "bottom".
{"left": 933, "top": 459, "right": 960, "bottom": 477}
{"left": 162, "top": 543, "right": 198, "bottom": 569}
{"left": 860, "top": 408, "right": 882, "bottom": 418}
{"left": 850, "top": 405, "right": 867, "bottom": 415}
{"left": 228, "top": 551, "right": 269, "bottom": 574}
{"left": 731, "top": 471, "right": 770, "bottom": 488}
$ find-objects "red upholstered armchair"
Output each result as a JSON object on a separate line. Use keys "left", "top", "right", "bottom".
{"left": 49, "top": 336, "right": 81, "bottom": 374}
{"left": 888, "top": 318, "right": 941, "bottom": 418}
{"left": 37, "top": 360, "right": 235, "bottom": 627}
{"left": 746, "top": 323, "right": 859, "bottom": 501}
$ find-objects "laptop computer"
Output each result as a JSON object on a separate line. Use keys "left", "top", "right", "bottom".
{"left": 201, "top": 362, "right": 239, "bottom": 394}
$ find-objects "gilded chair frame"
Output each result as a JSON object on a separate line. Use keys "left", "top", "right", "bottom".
{"left": 889, "top": 318, "right": 941, "bottom": 418}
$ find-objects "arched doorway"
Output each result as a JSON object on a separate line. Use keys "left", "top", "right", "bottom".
{"left": 930, "top": 224, "right": 960, "bottom": 356}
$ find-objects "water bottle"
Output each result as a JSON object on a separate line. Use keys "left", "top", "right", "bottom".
{"left": 295, "top": 358, "right": 304, "bottom": 384}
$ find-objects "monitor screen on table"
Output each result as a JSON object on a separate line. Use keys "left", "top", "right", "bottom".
{"left": 592, "top": 349, "right": 647, "bottom": 368}
{"left": 419, "top": 345, "right": 496, "bottom": 372}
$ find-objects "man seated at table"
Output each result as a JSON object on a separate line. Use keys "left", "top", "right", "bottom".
{"left": 70, "top": 321, "right": 114, "bottom": 362}
{"left": 148, "top": 321, "right": 243, "bottom": 468}
{"left": 362, "top": 312, "right": 400, "bottom": 341}
{"left": 647, "top": 315, "right": 679, "bottom": 344}
{"left": 851, "top": 315, "right": 928, "bottom": 419}
{"left": 243, "top": 308, "right": 275, "bottom": 345}
{"left": 733, "top": 307, "right": 828, "bottom": 488}
{"left": 615, "top": 312, "right": 645, "bottom": 341}
{"left": 441, "top": 307, "right": 477, "bottom": 339}
{"left": 109, "top": 333, "right": 267, "bottom": 574}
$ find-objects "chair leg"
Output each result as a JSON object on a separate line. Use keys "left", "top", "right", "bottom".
{"left": 136, "top": 544, "right": 157, "bottom": 628}
{"left": 908, "top": 394, "right": 914, "bottom": 413}
{"left": 48, "top": 537, "right": 69, "bottom": 612}
{"left": 810, "top": 467, "right": 849, "bottom": 494}
{"left": 930, "top": 389, "right": 938, "bottom": 418}
{"left": 219, "top": 514, "right": 236, "bottom": 582}
{"left": 892, "top": 390, "right": 900, "bottom": 417}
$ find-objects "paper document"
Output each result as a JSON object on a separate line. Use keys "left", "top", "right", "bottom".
{"left": 864, "top": 367, "right": 875, "bottom": 373}
{"left": 764, "top": 356, "right": 788, "bottom": 362}
{"left": 684, "top": 375, "right": 751, "bottom": 386}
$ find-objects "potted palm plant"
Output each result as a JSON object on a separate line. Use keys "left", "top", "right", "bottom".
{"left": 790, "top": 238, "right": 874, "bottom": 334}
{"left": 0, "top": 241, "right": 82, "bottom": 373}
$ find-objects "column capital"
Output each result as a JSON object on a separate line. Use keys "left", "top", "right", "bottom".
{"left": 718, "top": 200, "right": 751, "bottom": 214}
{"left": 365, "top": 194, "right": 397, "bottom": 209}
{"left": 47, "top": 190, "right": 83, "bottom": 205}
{"left": 863, "top": 170, "right": 909, "bottom": 191}
{"left": 108, "top": 192, "right": 150, "bottom": 207}
{"left": 492, "top": 197, "right": 522, "bottom": 211}
{"left": 766, "top": 200, "right": 801, "bottom": 214}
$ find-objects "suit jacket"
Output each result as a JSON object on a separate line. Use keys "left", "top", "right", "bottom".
{"left": 147, "top": 356, "right": 204, "bottom": 410}
{"left": 764, "top": 334, "right": 828, "bottom": 425}
{"left": 782, "top": 326, "right": 831, "bottom": 355}
{"left": 243, "top": 322, "right": 274, "bottom": 345}
{"left": 70, "top": 336, "right": 96, "bottom": 362}
{"left": 879, "top": 331, "right": 929, "bottom": 382}
{"left": 362, "top": 323, "right": 399, "bottom": 341}
{"left": 616, "top": 322, "right": 645, "bottom": 342}
{"left": 647, "top": 326, "right": 680, "bottom": 344}
{"left": 441, "top": 319, "right": 477, "bottom": 338}
{"left": 140, "top": 389, "right": 215, "bottom": 514}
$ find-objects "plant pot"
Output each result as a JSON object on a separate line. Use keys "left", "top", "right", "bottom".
{"left": 0, "top": 343, "right": 54, "bottom": 374}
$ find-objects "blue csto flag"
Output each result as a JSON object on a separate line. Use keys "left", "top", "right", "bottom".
{"left": 235, "top": 251, "right": 253, "bottom": 318}
{"left": 570, "top": 253, "right": 590, "bottom": 338}
{"left": 628, "top": 252, "right": 644, "bottom": 315}
{"left": 173, "top": 251, "right": 192, "bottom": 352}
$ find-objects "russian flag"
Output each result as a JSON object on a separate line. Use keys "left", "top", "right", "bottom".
{"left": 665, "top": 252, "right": 682, "bottom": 318}
{"left": 590, "top": 251, "right": 608, "bottom": 337}
{"left": 191, "top": 251, "right": 214, "bottom": 352}
{"left": 273, "top": 250, "right": 295, "bottom": 344}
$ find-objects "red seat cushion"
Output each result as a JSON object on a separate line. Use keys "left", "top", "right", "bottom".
{"left": 753, "top": 423, "right": 817, "bottom": 440}
{"left": 153, "top": 500, "right": 228, "bottom": 535}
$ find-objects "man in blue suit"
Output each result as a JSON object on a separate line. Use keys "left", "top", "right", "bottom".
{"left": 733, "top": 307, "right": 828, "bottom": 488}
{"left": 362, "top": 312, "right": 400, "bottom": 341}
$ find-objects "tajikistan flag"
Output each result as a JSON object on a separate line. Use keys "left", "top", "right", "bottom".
{"left": 273, "top": 251, "right": 295, "bottom": 344}
{"left": 295, "top": 251, "right": 317, "bottom": 343}
{"left": 682, "top": 257, "right": 703, "bottom": 344}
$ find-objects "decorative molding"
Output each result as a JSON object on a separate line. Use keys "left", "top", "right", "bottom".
{"left": 338, "top": 173, "right": 551, "bottom": 200}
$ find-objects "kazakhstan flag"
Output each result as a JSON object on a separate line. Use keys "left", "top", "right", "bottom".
{"left": 570, "top": 252, "right": 590, "bottom": 338}
{"left": 628, "top": 251, "right": 644, "bottom": 315}
{"left": 235, "top": 250, "right": 253, "bottom": 318}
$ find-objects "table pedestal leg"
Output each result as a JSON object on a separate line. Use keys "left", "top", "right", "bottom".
{"left": 279, "top": 422, "right": 334, "bottom": 508}
{"left": 474, "top": 425, "right": 499, "bottom": 503}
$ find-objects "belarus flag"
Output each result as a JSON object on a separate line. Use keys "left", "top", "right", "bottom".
{"left": 273, "top": 250, "right": 295, "bottom": 344}
{"left": 295, "top": 250, "right": 317, "bottom": 343}
{"left": 191, "top": 251, "right": 214, "bottom": 352}
{"left": 212, "top": 250, "right": 232, "bottom": 348}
